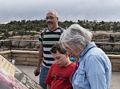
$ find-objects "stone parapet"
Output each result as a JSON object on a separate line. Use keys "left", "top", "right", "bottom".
{"left": 108, "top": 55, "right": 120, "bottom": 72}
{"left": 0, "top": 50, "right": 11, "bottom": 59}
{"left": 12, "top": 50, "right": 39, "bottom": 66}
{"left": 0, "top": 50, "right": 120, "bottom": 71}
{"left": 0, "top": 50, "right": 39, "bottom": 66}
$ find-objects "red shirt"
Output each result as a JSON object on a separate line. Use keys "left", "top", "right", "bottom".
{"left": 45, "top": 62, "right": 75, "bottom": 89}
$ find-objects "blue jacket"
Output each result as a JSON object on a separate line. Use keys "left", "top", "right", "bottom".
{"left": 72, "top": 42, "right": 112, "bottom": 89}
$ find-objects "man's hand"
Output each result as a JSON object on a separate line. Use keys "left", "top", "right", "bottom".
{"left": 34, "top": 67, "right": 40, "bottom": 76}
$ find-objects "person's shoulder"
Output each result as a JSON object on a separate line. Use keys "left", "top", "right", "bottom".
{"left": 70, "top": 62, "right": 76, "bottom": 67}
{"left": 67, "top": 62, "right": 76, "bottom": 71}
{"left": 57, "top": 27, "right": 65, "bottom": 32}
{"left": 39, "top": 28, "right": 49, "bottom": 37}
{"left": 41, "top": 28, "right": 48, "bottom": 33}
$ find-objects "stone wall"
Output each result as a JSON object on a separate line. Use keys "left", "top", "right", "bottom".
{"left": 0, "top": 50, "right": 11, "bottom": 59}
{"left": 108, "top": 55, "right": 120, "bottom": 72}
{"left": 0, "top": 50, "right": 39, "bottom": 66}
{"left": 0, "top": 50, "right": 120, "bottom": 71}
{"left": 11, "top": 50, "right": 39, "bottom": 66}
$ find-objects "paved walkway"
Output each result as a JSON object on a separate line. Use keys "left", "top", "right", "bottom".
{"left": 16, "top": 65, "right": 120, "bottom": 89}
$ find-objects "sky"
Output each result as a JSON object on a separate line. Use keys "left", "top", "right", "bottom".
{"left": 0, "top": 0, "right": 120, "bottom": 23}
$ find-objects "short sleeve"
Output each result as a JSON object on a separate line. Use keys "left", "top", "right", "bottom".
{"left": 38, "top": 31, "right": 44, "bottom": 44}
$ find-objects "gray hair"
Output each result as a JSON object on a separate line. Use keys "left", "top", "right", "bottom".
{"left": 46, "top": 10, "right": 59, "bottom": 18}
{"left": 60, "top": 24, "right": 93, "bottom": 47}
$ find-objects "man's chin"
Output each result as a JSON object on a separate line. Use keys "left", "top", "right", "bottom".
{"left": 48, "top": 25, "right": 53, "bottom": 29}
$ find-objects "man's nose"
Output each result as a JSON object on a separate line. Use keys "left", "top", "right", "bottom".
{"left": 46, "top": 19, "right": 51, "bottom": 22}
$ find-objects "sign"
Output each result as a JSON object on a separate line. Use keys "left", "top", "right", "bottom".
{"left": 0, "top": 55, "right": 42, "bottom": 89}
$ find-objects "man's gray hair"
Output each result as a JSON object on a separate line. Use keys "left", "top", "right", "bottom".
{"left": 47, "top": 9, "right": 59, "bottom": 18}
{"left": 60, "top": 24, "right": 93, "bottom": 47}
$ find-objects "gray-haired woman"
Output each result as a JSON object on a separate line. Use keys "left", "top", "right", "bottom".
{"left": 59, "top": 24, "right": 112, "bottom": 89}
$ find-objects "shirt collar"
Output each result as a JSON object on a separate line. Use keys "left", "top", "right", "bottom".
{"left": 78, "top": 42, "right": 96, "bottom": 61}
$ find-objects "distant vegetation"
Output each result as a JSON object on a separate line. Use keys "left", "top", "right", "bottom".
{"left": 0, "top": 19, "right": 120, "bottom": 39}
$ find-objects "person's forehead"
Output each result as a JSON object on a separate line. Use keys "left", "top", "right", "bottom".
{"left": 46, "top": 12, "right": 57, "bottom": 17}
{"left": 52, "top": 52, "right": 64, "bottom": 58}
{"left": 52, "top": 51, "right": 61, "bottom": 55}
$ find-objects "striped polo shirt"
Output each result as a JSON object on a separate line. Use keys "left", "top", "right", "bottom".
{"left": 39, "top": 27, "right": 64, "bottom": 68}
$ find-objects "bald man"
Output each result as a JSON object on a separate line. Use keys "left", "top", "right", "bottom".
{"left": 34, "top": 10, "right": 64, "bottom": 89}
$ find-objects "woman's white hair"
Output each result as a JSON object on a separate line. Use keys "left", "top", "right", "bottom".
{"left": 60, "top": 24, "right": 93, "bottom": 47}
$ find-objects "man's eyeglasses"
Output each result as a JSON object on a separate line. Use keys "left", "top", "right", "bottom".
{"left": 46, "top": 16, "right": 56, "bottom": 20}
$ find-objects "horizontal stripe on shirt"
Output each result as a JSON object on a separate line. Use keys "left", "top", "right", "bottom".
{"left": 43, "top": 44, "right": 53, "bottom": 48}
{"left": 44, "top": 34, "right": 60, "bottom": 38}
{"left": 43, "top": 41, "right": 58, "bottom": 45}
{"left": 43, "top": 57, "right": 54, "bottom": 61}
{"left": 43, "top": 59, "right": 54, "bottom": 63}
{"left": 43, "top": 53, "right": 53, "bottom": 58}
{"left": 43, "top": 48, "right": 51, "bottom": 51}
{"left": 43, "top": 38, "right": 60, "bottom": 41}
{"left": 43, "top": 51, "right": 51, "bottom": 54}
